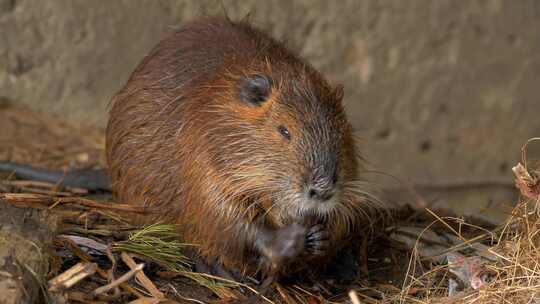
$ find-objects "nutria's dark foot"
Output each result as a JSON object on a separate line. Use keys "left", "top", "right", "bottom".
{"left": 305, "top": 224, "right": 330, "bottom": 256}
{"left": 194, "top": 258, "right": 241, "bottom": 281}
{"left": 323, "top": 249, "right": 359, "bottom": 283}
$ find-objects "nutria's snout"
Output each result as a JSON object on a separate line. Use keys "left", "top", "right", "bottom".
{"left": 307, "top": 185, "right": 336, "bottom": 202}
{"left": 307, "top": 175, "right": 337, "bottom": 202}
{"left": 306, "top": 153, "right": 339, "bottom": 202}
{"left": 305, "top": 161, "right": 340, "bottom": 203}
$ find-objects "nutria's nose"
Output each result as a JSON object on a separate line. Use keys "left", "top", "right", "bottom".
{"left": 308, "top": 186, "right": 335, "bottom": 201}
{"left": 306, "top": 161, "right": 339, "bottom": 201}
{"left": 307, "top": 171, "right": 337, "bottom": 201}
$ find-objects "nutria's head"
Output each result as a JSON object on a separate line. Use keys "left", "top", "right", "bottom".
{"left": 198, "top": 62, "right": 359, "bottom": 225}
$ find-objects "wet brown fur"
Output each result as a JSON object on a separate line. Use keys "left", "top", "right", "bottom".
{"left": 106, "top": 17, "right": 373, "bottom": 276}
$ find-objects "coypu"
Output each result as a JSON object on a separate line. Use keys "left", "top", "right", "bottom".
{"left": 105, "top": 17, "right": 374, "bottom": 279}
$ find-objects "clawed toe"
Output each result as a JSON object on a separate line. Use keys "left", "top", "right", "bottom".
{"left": 305, "top": 224, "right": 330, "bottom": 256}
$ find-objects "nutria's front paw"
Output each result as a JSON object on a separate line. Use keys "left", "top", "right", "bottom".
{"left": 305, "top": 224, "right": 330, "bottom": 256}
{"left": 261, "top": 224, "right": 306, "bottom": 271}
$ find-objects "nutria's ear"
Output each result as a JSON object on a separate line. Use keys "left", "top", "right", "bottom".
{"left": 238, "top": 74, "right": 273, "bottom": 106}
{"left": 333, "top": 84, "right": 344, "bottom": 102}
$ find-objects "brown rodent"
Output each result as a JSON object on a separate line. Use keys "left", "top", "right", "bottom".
{"left": 106, "top": 17, "right": 372, "bottom": 278}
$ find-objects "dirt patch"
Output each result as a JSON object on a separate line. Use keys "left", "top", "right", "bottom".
{"left": 0, "top": 203, "right": 57, "bottom": 304}
{"left": 0, "top": 105, "right": 105, "bottom": 170}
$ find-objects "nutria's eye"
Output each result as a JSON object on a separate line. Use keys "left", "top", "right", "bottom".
{"left": 238, "top": 74, "right": 272, "bottom": 106}
{"left": 278, "top": 125, "right": 291, "bottom": 140}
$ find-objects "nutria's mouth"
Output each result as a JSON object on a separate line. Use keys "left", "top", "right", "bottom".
{"left": 288, "top": 192, "right": 341, "bottom": 220}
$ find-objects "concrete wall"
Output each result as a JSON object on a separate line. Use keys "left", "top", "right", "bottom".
{"left": 2, "top": 0, "right": 539, "bottom": 221}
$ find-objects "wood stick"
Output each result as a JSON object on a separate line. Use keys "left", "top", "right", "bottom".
{"left": 91, "top": 263, "right": 144, "bottom": 296}
{"left": 48, "top": 262, "right": 97, "bottom": 292}
{"left": 0, "top": 193, "right": 150, "bottom": 214}
{"left": 127, "top": 297, "right": 162, "bottom": 304}
{"left": 121, "top": 252, "right": 165, "bottom": 299}
{"left": 2, "top": 179, "right": 88, "bottom": 194}
{"left": 348, "top": 290, "right": 361, "bottom": 304}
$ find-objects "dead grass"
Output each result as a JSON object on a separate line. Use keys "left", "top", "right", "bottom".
{"left": 347, "top": 138, "right": 540, "bottom": 304}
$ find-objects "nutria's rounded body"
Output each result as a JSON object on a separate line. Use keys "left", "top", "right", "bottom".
{"left": 106, "top": 18, "right": 368, "bottom": 277}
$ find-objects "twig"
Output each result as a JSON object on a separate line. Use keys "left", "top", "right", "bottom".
{"left": 121, "top": 252, "right": 165, "bottom": 299}
{"left": 348, "top": 290, "right": 361, "bottom": 304}
{"left": 48, "top": 262, "right": 97, "bottom": 292}
{"left": 0, "top": 193, "right": 150, "bottom": 214}
{"left": 67, "top": 291, "right": 108, "bottom": 304}
{"left": 105, "top": 245, "right": 122, "bottom": 300}
{"left": 55, "top": 235, "right": 144, "bottom": 299}
{"left": 168, "top": 283, "right": 206, "bottom": 304}
{"left": 513, "top": 162, "right": 540, "bottom": 200}
{"left": 127, "top": 298, "right": 162, "bottom": 304}
{"left": 275, "top": 284, "right": 295, "bottom": 304}
{"left": 2, "top": 184, "right": 73, "bottom": 196}
{"left": 59, "top": 235, "right": 108, "bottom": 253}
{"left": 520, "top": 137, "right": 540, "bottom": 172}
{"left": 2, "top": 179, "right": 88, "bottom": 194}
{"left": 91, "top": 263, "right": 144, "bottom": 296}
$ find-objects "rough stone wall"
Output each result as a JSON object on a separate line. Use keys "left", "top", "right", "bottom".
{"left": 1, "top": 0, "right": 539, "bottom": 220}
